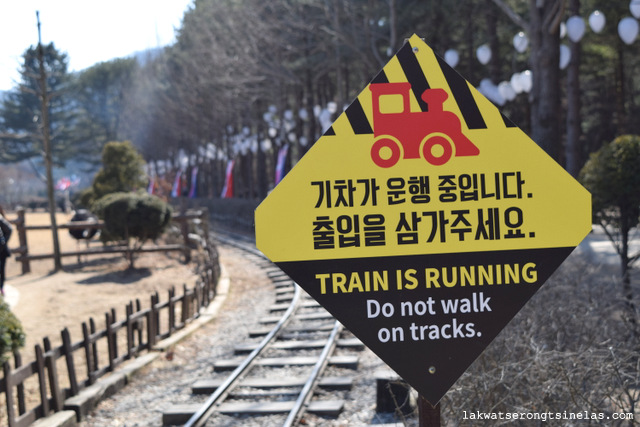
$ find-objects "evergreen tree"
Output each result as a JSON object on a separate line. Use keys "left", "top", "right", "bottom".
{"left": 0, "top": 43, "right": 75, "bottom": 167}
{"left": 84, "top": 140, "right": 147, "bottom": 207}
{"left": 70, "top": 57, "right": 138, "bottom": 161}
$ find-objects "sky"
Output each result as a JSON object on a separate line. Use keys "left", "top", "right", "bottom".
{"left": 0, "top": 0, "right": 194, "bottom": 91}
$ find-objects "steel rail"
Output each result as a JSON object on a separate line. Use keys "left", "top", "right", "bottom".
{"left": 283, "top": 320, "right": 344, "bottom": 427}
{"left": 184, "top": 236, "right": 302, "bottom": 427}
{"left": 212, "top": 230, "right": 262, "bottom": 257}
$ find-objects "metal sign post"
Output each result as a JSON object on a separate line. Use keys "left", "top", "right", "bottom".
{"left": 419, "top": 396, "right": 440, "bottom": 427}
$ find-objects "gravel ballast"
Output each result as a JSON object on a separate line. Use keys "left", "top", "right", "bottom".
{"left": 79, "top": 244, "right": 413, "bottom": 426}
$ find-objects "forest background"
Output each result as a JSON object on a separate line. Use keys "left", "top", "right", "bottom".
{"left": 0, "top": 0, "right": 639, "bottom": 201}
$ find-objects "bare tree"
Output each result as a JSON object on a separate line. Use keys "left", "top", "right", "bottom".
{"left": 36, "top": 12, "right": 62, "bottom": 271}
{"left": 493, "top": 0, "right": 564, "bottom": 161}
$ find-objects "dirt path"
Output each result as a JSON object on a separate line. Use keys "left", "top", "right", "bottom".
{"left": 3, "top": 212, "right": 198, "bottom": 359}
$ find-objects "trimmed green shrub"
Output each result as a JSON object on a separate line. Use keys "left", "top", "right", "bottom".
{"left": 93, "top": 192, "right": 172, "bottom": 268}
{"left": 82, "top": 141, "right": 147, "bottom": 208}
{"left": 0, "top": 300, "right": 25, "bottom": 363}
{"left": 579, "top": 134, "right": 640, "bottom": 313}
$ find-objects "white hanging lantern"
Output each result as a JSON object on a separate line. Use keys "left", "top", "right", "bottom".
{"left": 589, "top": 10, "right": 606, "bottom": 33}
{"left": 477, "top": 79, "right": 505, "bottom": 106}
{"left": 559, "top": 44, "right": 571, "bottom": 69}
{"left": 298, "top": 108, "right": 309, "bottom": 121}
{"left": 318, "top": 109, "right": 333, "bottom": 132}
{"left": 566, "top": 16, "right": 586, "bottom": 42}
{"left": 618, "top": 17, "right": 639, "bottom": 44}
{"left": 513, "top": 32, "right": 528, "bottom": 53}
{"left": 510, "top": 72, "right": 523, "bottom": 94}
{"left": 206, "top": 143, "right": 216, "bottom": 160}
{"left": 631, "top": 0, "right": 640, "bottom": 19}
{"left": 261, "top": 139, "right": 272, "bottom": 152}
{"left": 444, "top": 49, "right": 459, "bottom": 67}
{"left": 560, "top": 22, "right": 567, "bottom": 38}
{"left": 240, "top": 140, "right": 250, "bottom": 156}
{"left": 498, "top": 81, "right": 516, "bottom": 102}
{"left": 476, "top": 44, "right": 491, "bottom": 64}
{"left": 157, "top": 160, "right": 166, "bottom": 175}
{"left": 284, "top": 110, "right": 294, "bottom": 121}
{"left": 520, "top": 70, "right": 532, "bottom": 93}
{"left": 179, "top": 149, "right": 189, "bottom": 170}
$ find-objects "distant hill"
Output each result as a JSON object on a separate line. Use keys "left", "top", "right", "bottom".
{"left": 131, "top": 47, "right": 164, "bottom": 66}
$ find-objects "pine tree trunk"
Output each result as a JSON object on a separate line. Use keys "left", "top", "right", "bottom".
{"left": 528, "top": 0, "right": 562, "bottom": 161}
{"left": 566, "top": 0, "right": 582, "bottom": 176}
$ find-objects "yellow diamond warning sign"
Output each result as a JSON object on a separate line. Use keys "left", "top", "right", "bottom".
{"left": 254, "top": 34, "right": 591, "bottom": 405}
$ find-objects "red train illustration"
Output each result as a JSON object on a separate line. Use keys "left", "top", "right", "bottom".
{"left": 369, "top": 82, "right": 479, "bottom": 167}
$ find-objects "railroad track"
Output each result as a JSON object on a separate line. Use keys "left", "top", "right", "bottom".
{"left": 161, "top": 231, "right": 365, "bottom": 426}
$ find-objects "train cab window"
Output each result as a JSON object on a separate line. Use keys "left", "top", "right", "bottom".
{"left": 378, "top": 94, "right": 406, "bottom": 114}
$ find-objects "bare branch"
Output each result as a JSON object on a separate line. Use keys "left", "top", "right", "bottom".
{"left": 597, "top": 219, "right": 626, "bottom": 255}
{"left": 491, "top": 0, "right": 529, "bottom": 31}
{"left": 0, "top": 133, "right": 30, "bottom": 140}
{"left": 543, "top": 0, "right": 566, "bottom": 34}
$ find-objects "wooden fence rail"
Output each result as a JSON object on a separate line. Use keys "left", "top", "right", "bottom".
{"left": 0, "top": 212, "right": 220, "bottom": 427}
{"left": 8, "top": 208, "right": 206, "bottom": 274}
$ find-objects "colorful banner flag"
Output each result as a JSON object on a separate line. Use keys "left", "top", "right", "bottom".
{"left": 170, "top": 170, "right": 182, "bottom": 198}
{"left": 221, "top": 160, "right": 235, "bottom": 198}
{"left": 55, "top": 177, "right": 71, "bottom": 191}
{"left": 275, "top": 143, "right": 289, "bottom": 185}
{"left": 188, "top": 166, "right": 198, "bottom": 198}
{"left": 147, "top": 176, "right": 156, "bottom": 195}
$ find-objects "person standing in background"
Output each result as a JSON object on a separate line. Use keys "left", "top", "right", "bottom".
{"left": 0, "top": 206, "right": 12, "bottom": 296}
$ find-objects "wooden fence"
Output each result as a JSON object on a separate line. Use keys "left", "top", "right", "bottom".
{"left": 0, "top": 211, "right": 221, "bottom": 427}
{"left": 9, "top": 208, "right": 205, "bottom": 274}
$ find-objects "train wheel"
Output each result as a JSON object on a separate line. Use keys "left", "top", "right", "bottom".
{"left": 371, "top": 137, "right": 401, "bottom": 168}
{"left": 422, "top": 135, "right": 453, "bottom": 166}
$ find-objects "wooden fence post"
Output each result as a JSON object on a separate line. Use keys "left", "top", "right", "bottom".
{"left": 82, "top": 321, "right": 95, "bottom": 385}
{"left": 15, "top": 208, "right": 30, "bottom": 274}
{"left": 105, "top": 312, "right": 115, "bottom": 372}
{"left": 148, "top": 294, "right": 157, "bottom": 348}
{"left": 168, "top": 287, "right": 175, "bottom": 334}
{"left": 110, "top": 308, "right": 118, "bottom": 362}
{"left": 13, "top": 352, "right": 25, "bottom": 416}
{"left": 35, "top": 345, "right": 49, "bottom": 418}
{"left": 61, "top": 328, "right": 79, "bottom": 396}
{"left": 126, "top": 302, "right": 134, "bottom": 359}
{"left": 89, "top": 318, "right": 98, "bottom": 378}
{"left": 182, "top": 284, "right": 189, "bottom": 324}
{"left": 4, "top": 359, "right": 16, "bottom": 427}
{"left": 43, "top": 337, "right": 63, "bottom": 412}
{"left": 194, "top": 282, "right": 201, "bottom": 313}
{"left": 135, "top": 299, "right": 143, "bottom": 347}
{"left": 179, "top": 204, "right": 191, "bottom": 264}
